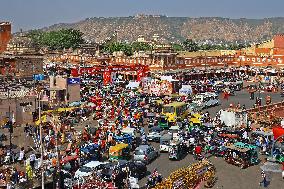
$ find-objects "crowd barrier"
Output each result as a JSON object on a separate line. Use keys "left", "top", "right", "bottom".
{"left": 245, "top": 101, "right": 284, "bottom": 114}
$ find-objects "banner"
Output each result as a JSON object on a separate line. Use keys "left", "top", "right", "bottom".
{"left": 71, "top": 65, "right": 149, "bottom": 76}
{"left": 67, "top": 78, "right": 80, "bottom": 85}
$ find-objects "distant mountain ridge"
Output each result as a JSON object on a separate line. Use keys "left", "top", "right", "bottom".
{"left": 40, "top": 16, "right": 284, "bottom": 44}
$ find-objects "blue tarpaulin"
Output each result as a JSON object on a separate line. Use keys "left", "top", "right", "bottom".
{"left": 33, "top": 74, "right": 45, "bottom": 81}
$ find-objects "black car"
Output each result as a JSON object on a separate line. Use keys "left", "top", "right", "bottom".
{"left": 100, "top": 160, "right": 147, "bottom": 187}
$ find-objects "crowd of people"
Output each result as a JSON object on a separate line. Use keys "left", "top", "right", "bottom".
{"left": 0, "top": 68, "right": 283, "bottom": 189}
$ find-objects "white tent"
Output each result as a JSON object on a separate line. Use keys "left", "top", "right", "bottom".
{"left": 126, "top": 82, "right": 140, "bottom": 89}
{"left": 160, "top": 76, "right": 179, "bottom": 82}
{"left": 179, "top": 85, "right": 192, "bottom": 96}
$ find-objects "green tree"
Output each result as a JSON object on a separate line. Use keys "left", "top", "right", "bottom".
{"left": 28, "top": 29, "right": 84, "bottom": 50}
{"left": 102, "top": 42, "right": 133, "bottom": 56}
{"left": 182, "top": 39, "right": 199, "bottom": 52}
{"left": 171, "top": 43, "right": 184, "bottom": 51}
{"left": 131, "top": 42, "right": 152, "bottom": 52}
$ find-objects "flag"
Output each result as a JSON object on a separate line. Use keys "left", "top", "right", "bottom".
{"left": 71, "top": 68, "right": 79, "bottom": 77}
{"left": 103, "top": 71, "right": 111, "bottom": 85}
{"left": 137, "top": 69, "right": 144, "bottom": 82}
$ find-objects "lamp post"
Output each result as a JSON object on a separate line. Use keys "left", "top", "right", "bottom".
{"left": 37, "top": 88, "right": 49, "bottom": 189}
{"left": 52, "top": 111, "right": 61, "bottom": 189}
{"left": 5, "top": 72, "right": 13, "bottom": 161}
{"left": 8, "top": 88, "right": 12, "bottom": 159}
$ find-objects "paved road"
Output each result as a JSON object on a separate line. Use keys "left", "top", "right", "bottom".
{"left": 206, "top": 89, "right": 283, "bottom": 117}
{"left": 139, "top": 89, "right": 284, "bottom": 189}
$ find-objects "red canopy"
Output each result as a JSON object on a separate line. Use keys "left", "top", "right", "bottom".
{"left": 272, "top": 126, "right": 284, "bottom": 140}
{"left": 61, "top": 155, "right": 78, "bottom": 164}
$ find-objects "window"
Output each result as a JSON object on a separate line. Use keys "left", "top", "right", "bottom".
{"left": 163, "top": 106, "right": 175, "bottom": 113}
{"left": 135, "top": 150, "right": 144, "bottom": 155}
{"left": 176, "top": 107, "right": 181, "bottom": 116}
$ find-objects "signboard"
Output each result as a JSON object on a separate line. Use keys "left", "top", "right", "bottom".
{"left": 196, "top": 167, "right": 208, "bottom": 175}
{"left": 67, "top": 78, "right": 80, "bottom": 85}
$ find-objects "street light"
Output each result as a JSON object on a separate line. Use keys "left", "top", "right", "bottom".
{"left": 36, "top": 88, "right": 49, "bottom": 189}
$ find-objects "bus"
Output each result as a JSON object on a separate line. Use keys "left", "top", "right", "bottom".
{"left": 162, "top": 101, "right": 189, "bottom": 123}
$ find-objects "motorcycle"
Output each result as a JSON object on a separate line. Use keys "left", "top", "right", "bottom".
{"left": 145, "top": 173, "right": 163, "bottom": 189}
{"left": 3, "top": 150, "right": 15, "bottom": 164}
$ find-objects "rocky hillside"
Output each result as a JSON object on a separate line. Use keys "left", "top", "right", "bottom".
{"left": 40, "top": 16, "right": 284, "bottom": 43}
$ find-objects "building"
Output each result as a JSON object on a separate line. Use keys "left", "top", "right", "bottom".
{"left": 0, "top": 95, "right": 36, "bottom": 126}
{"left": 49, "top": 76, "right": 80, "bottom": 106}
{"left": 0, "top": 54, "right": 44, "bottom": 77}
{"left": 0, "top": 22, "right": 11, "bottom": 53}
{"left": 6, "top": 32, "right": 37, "bottom": 54}
{"left": 236, "top": 34, "right": 284, "bottom": 67}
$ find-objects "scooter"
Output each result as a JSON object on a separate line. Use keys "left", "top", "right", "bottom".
{"left": 193, "top": 152, "right": 204, "bottom": 161}
{"left": 145, "top": 174, "right": 163, "bottom": 189}
{"left": 4, "top": 151, "right": 15, "bottom": 164}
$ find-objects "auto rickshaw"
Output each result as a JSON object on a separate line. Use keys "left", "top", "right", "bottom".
{"left": 80, "top": 143, "right": 102, "bottom": 163}
{"left": 224, "top": 142, "right": 259, "bottom": 169}
{"left": 147, "top": 113, "right": 156, "bottom": 128}
{"left": 114, "top": 134, "right": 134, "bottom": 149}
{"left": 109, "top": 143, "right": 131, "bottom": 161}
{"left": 187, "top": 113, "right": 202, "bottom": 132}
{"left": 158, "top": 115, "right": 169, "bottom": 129}
{"left": 168, "top": 140, "right": 183, "bottom": 160}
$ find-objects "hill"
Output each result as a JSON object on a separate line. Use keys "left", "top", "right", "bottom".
{"left": 40, "top": 15, "right": 284, "bottom": 44}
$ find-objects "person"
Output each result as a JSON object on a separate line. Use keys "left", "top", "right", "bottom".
{"left": 259, "top": 170, "right": 267, "bottom": 187}
{"left": 250, "top": 91, "right": 254, "bottom": 100}
{"left": 194, "top": 144, "right": 202, "bottom": 157}
{"left": 236, "top": 102, "right": 241, "bottom": 109}
{"left": 29, "top": 153, "right": 36, "bottom": 170}
{"left": 18, "top": 147, "right": 25, "bottom": 163}
{"left": 282, "top": 162, "right": 284, "bottom": 179}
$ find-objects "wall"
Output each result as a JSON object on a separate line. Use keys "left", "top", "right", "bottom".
{"left": 257, "top": 40, "right": 274, "bottom": 49}
{"left": 273, "top": 35, "right": 284, "bottom": 49}
{"left": 15, "top": 56, "right": 44, "bottom": 76}
{"left": 0, "top": 22, "right": 11, "bottom": 52}
{"left": 0, "top": 96, "right": 36, "bottom": 126}
{"left": 67, "top": 84, "right": 80, "bottom": 103}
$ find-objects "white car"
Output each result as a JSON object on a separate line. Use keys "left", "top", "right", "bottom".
{"left": 75, "top": 161, "right": 107, "bottom": 178}
{"left": 148, "top": 132, "right": 161, "bottom": 142}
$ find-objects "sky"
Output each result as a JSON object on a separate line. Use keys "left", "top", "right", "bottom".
{"left": 1, "top": 0, "right": 284, "bottom": 32}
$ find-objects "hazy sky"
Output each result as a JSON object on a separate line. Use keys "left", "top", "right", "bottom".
{"left": 1, "top": 0, "right": 284, "bottom": 32}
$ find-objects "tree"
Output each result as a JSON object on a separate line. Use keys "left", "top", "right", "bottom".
{"left": 182, "top": 39, "right": 199, "bottom": 52}
{"left": 102, "top": 42, "right": 133, "bottom": 56}
{"left": 171, "top": 43, "right": 184, "bottom": 51}
{"left": 28, "top": 29, "right": 84, "bottom": 50}
{"left": 131, "top": 42, "right": 152, "bottom": 52}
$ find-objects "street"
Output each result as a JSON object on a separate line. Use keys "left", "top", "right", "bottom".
{"left": 139, "top": 88, "right": 284, "bottom": 189}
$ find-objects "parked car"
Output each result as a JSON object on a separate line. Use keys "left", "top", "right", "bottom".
{"left": 100, "top": 160, "right": 147, "bottom": 186}
{"left": 160, "top": 133, "right": 172, "bottom": 152}
{"left": 133, "top": 145, "right": 159, "bottom": 164}
{"left": 74, "top": 161, "right": 108, "bottom": 178}
{"left": 147, "top": 127, "right": 162, "bottom": 142}
{"left": 193, "top": 92, "right": 220, "bottom": 109}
